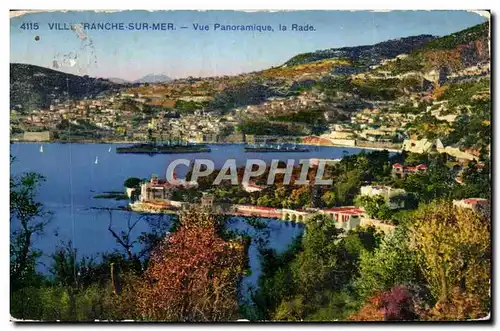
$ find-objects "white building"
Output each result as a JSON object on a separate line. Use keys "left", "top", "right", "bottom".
{"left": 360, "top": 185, "right": 407, "bottom": 209}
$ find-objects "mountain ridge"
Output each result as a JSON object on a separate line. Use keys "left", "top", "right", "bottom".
{"left": 10, "top": 63, "right": 118, "bottom": 112}
{"left": 283, "top": 34, "right": 438, "bottom": 67}
{"left": 133, "top": 73, "right": 172, "bottom": 84}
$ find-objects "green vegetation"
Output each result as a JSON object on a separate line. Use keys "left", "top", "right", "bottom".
{"left": 351, "top": 78, "right": 405, "bottom": 101}
{"left": 269, "top": 109, "right": 325, "bottom": 125}
{"left": 438, "top": 78, "right": 490, "bottom": 107}
{"left": 209, "top": 81, "right": 275, "bottom": 111}
{"left": 237, "top": 119, "right": 305, "bottom": 136}
{"left": 354, "top": 195, "right": 392, "bottom": 220}
{"left": 10, "top": 19, "right": 492, "bottom": 321}
{"left": 419, "top": 22, "right": 488, "bottom": 51}
{"left": 253, "top": 215, "right": 382, "bottom": 320}
{"left": 408, "top": 78, "right": 491, "bottom": 151}
{"left": 175, "top": 100, "right": 209, "bottom": 114}
{"left": 252, "top": 200, "right": 490, "bottom": 321}
{"left": 124, "top": 177, "right": 142, "bottom": 189}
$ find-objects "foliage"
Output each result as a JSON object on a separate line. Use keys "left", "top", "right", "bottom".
{"left": 237, "top": 119, "right": 305, "bottom": 136}
{"left": 124, "top": 177, "right": 142, "bottom": 188}
{"left": 136, "top": 209, "right": 245, "bottom": 321}
{"left": 254, "top": 214, "right": 382, "bottom": 321}
{"left": 321, "top": 191, "right": 336, "bottom": 207}
{"left": 419, "top": 22, "right": 488, "bottom": 52}
{"left": 453, "top": 160, "right": 491, "bottom": 200}
{"left": 409, "top": 201, "right": 490, "bottom": 315}
{"left": 354, "top": 194, "right": 386, "bottom": 219}
{"left": 401, "top": 154, "right": 457, "bottom": 203}
{"left": 422, "top": 287, "right": 487, "bottom": 321}
{"left": 269, "top": 109, "right": 325, "bottom": 125}
{"left": 209, "top": 80, "right": 275, "bottom": 111}
{"left": 174, "top": 100, "right": 208, "bottom": 114}
{"left": 354, "top": 227, "right": 420, "bottom": 299}
{"left": 10, "top": 170, "right": 50, "bottom": 291}
{"left": 246, "top": 218, "right": 268, "bottom": 230}
{"left": 348, "top": 286, "right": 419, "bottom": 321}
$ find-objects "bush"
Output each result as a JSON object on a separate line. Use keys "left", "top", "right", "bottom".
{"left": 124, "top": 177, "right": 142, "bottom": 188}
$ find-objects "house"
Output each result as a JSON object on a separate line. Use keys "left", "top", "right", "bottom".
{"left": 242, "top": 181, "right": 265, "bottom": 193}
{"left": 139, "top": 174, "right": 196, "bottom": 202}
{"left": 453, "top": 198, "right": 489, "bottom": 216}
{"left": 360, "top": 185, "right": 407, "bottom": 209}
{"left": 360, "top": 185, "right": 406, "bottom": 199}
{"left": 402, "top": 138, "right": 436, "bottom": 154}
{"left": 439, "top": 145, "right": 478, "bottom": 162}
{"left": 320, "top": 206, "right": 364, "bottom": 231}
{"left": 392, "top": 163, "right": 428, "bottom": 178}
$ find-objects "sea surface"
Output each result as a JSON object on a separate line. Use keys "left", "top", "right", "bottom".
{"left": 10, "top": 142, "right": 369, "bottom": 297}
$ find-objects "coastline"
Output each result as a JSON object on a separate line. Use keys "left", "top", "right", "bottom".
{"left": 10, "top": 139, "right": 402, "bottom": 153}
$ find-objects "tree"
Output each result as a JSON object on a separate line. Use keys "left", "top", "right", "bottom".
{"left": 349, "top": 286, "right": 419, "bottom": 321}
{"left": 291, "top": 214, "right": 344, "bottom": 295}
{"left": 334, "top": 169, "right": 362, "bottom": 206}
{"left": 124, "top": 177, "right": 142, "bottom": 189}
{"left": 321, "top": 191, "right": 336, "bottom": 207}
{"left": 382, "top": 286, "right": 419, "bottom": 320}
{"left": 355, "top": 195, "right": 382, "bottom": 218}
{"left": 10, "top": 170, "right": 50, "bottom": 290}
{"left": 409, "top": 201, "right": 490, "bottom": 317}
{"left": 136, "top": 209, "right": 245, "bottom": 321}
{"left": 422, "top": 287, "right": 486, "bottom": 321}
{"left": 283, "top": 185, "right": 311, "bottom": 209}
{"left": 273, "top": 296, "right": 306, "bottom": 321}
{"left": 355, "top": 227, "right": 420, "bottom": 299}
{"left": 105, "top": 210, "right": 170, "bottom": 268}
{"left": 347, "top": 292, "right": 385, "bottom": 321}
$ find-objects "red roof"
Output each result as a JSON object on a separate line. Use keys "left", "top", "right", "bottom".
{"left": 324, "top": 206, "right": 363, "bottom": 215}
{"left": 237, "top": 205, "right": 280, "bottom": 212}
{"left": 463, "top": 198, "right": 489, "bottom": 206}
{"left": 393, "top": 163, "right": 427, "bottom": 172}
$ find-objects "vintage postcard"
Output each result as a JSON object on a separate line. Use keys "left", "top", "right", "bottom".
{"left": 9, "top": 10, "right": 491, "bottom": 322}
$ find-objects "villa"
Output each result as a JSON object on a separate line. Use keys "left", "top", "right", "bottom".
{"left": 319, "top": 206, "right": 364, "bottom": 231}
{"left": 360, "top": 185, "right": 408, "bottom": 209}
{"left": 139, "top": 174, "right": 196, "bottom": 202}
{"left": 392, "top": 163, "right": 428, "bottom": 178}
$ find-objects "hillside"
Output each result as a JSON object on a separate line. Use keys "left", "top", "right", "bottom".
{"left": 10, "top": 21, "right": 490, "bottom": 152}
{"left": 283, "top": 35, "right": 436, "bottom": 67}
{"left": 373, "top": 22, "right": 490, "bottom": 77}
{"left": 10, "top": 63, "right": 117, "bottom": 112}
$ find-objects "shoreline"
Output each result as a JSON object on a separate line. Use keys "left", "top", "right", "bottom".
{"left": 10, "top": 140, "right": 402, "bottom": 153}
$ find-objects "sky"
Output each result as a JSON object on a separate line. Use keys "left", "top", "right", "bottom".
{"left": 10, "top": 10, "right": 487, "bottom": 81}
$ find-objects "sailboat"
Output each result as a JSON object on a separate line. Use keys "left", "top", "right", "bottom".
{"left": 39, "top": 145, "right": 43, "bottom": 153}
{"left": 95, "top": 156, "right": 99, "bottom": 164}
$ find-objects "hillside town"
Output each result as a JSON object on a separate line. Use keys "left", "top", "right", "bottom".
{"left": 11, "top": 40, "right": 490, "bottom": 163}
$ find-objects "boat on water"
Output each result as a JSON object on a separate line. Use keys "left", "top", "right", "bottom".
{"left": 39, "top": 145, "right": 43, "bottom": 153}
{"left": 108, "top": 147, "right": 112, "bottom": 152}
{"left": 95, "top": 156, "right": 99, "bottom": 164}
{"left": 116, "top": 143, "right": 210, "bottom": 154}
